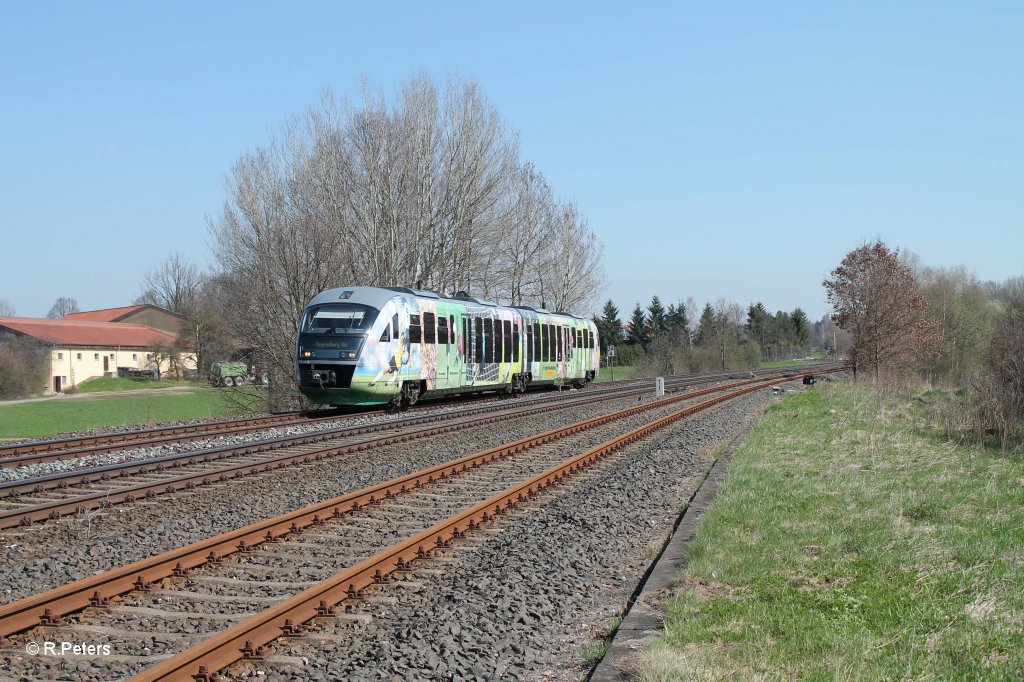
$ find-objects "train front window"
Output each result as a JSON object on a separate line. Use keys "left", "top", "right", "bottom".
{"left": 303, "top": 304, "right": 378, "bottom": 334}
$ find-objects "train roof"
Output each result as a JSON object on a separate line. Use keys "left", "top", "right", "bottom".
{"left": 306, "top": 286, "right": 403, "bottom": 311}
{"left": 306, "top": 286, "right": 593, "bottom": 321}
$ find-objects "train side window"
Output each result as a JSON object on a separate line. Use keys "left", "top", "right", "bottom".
{"left": 493, "top": 318, "right": 499, "bottom": 362}
{"left": 557, "top": 326, "right": 563, "bottom": 361}
{"left": 533, "top": 323, "right": 542, "bottom": 361}
{"left": 510, "top": 322, "right": 518, "bottom": 362}
{"left": 392, "top": 314, "right": 399, "bottom": 338}
{"left": 539, "top": 324, "right": 547, "bottom": 362}
{"left": 379, "top": 325, "right": 390, "bottom": 342}
{"left": 450, "top": 315, "right": 456, "bottom": 346}
{"left": 525, "top": 323, "right": 533, "bottom": 363}
{"left": 474, "top": 318, "right": 484, "bottom": 363}
{"left": 503, "top": 320, "right": 512, "bottom": 362}
{"left": 409, "top": 315, "right": 422, "bottom": 343}
{"left": 437, "top": 316, "right": 449, "bottom": 344}
{"left": 463, "top": 318, "right": 469, "bottom": 360}
{"left": 483, "top": 318, "right": 493, "bottom": 363}
{"left": 589, "top": 330, "right": 594, "bottom": 348}
{"left": 548, "top": 324, "right": 555, "bottom": 361}
{"left": 423, "top": 312, "right": 436, "bottom": 344}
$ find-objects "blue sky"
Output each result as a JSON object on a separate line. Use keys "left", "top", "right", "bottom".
{"left": 1, "top": 2, "right": 1021, "bottom": 321}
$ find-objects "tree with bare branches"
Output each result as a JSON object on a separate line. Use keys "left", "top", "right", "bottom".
{"left": 824, "top": 240, "right": 943, "bottom": 380}
{"left": 208, "top": 74, "right": 604, "bottom": 408}
{"left": 135, "top": 251, "right": 204, "bottom": 314}
{"left": 0, "top": 300, "right": 14, "bottom": 317}
{"left": 46, "top": 297, "right": 80, "bottom": 319}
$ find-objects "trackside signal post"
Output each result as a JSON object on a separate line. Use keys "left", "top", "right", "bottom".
{"left": 607, "top": 345, "right": 615, "bottom": 381}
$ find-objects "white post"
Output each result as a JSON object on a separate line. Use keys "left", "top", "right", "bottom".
{"left": 655, "top": 376, "right": 665, "bottom": 398}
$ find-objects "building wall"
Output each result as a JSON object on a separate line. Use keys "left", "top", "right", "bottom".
{"left": 48, "top": 347, "right": 198, "bottom": 393}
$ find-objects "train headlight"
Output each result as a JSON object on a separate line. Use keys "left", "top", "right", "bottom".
{"left": 303, "top": 351, "right": 312, "bottom": 358}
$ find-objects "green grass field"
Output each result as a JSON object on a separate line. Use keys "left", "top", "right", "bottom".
{"left": 595, "top": 365, "right": 638, "bottom": 382}
{"left": 0, "top": 388, "right": 261, "bottom": 439}
{"left": 74, "top": 376, "right": 197, "bottom": 393}
{"left": 631, "top": 383, "right": 1023, "bottom": 680}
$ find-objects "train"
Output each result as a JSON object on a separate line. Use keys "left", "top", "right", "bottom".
{"left": 296, "top": 286, "right": 600, "bottom": 408}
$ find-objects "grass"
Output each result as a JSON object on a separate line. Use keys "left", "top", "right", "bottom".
{"left": 0, "top": 387, "right": 262, "bottom": 439}
{"left": 582, "top": 615, "right": 623, "bottom": 666}
{"left": 595, "top": 365, "right": 638, "bottom": 382}
{"left": 759, "top": 357, "right": 825, "bottom": 368}
{"left": 74, "top": 376, "right": 198, "bottom": 393}
{"left": 634, "top": 382, "right": 1024, "bottom": 680}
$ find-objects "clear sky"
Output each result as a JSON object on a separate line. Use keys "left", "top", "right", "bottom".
{"left": 2, "top": 2, "right": 1021, "bottom": 321}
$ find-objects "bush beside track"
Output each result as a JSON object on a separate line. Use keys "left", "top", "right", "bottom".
{"left": 636, "top": 382, "right": 1024, "bottom": 679}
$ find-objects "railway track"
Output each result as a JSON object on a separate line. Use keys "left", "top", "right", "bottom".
{"left": 0, "top": 369, "right": 825, "bottom": 530}
{"left": 0, "top": 364, "right": 837, "bottom": 469}
{"left": 0, "top": 372, "right": 810, "bottom": 681}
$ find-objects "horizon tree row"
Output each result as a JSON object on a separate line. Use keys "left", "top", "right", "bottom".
{"left": 592, "top": 296, "right": 821, "bottom": 367}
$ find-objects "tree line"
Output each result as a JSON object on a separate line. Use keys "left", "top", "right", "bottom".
{"left": 591, "top": 296, "right": 824, "bottom": 375}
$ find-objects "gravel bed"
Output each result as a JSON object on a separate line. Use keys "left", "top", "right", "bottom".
{"left": 230, "top": 384, "right": 796, "bottom": 681}
{"left": 1, "top": 391, "right": 714, "bottom": 681}
{"left": 0, "top": 388, "right": 684, "bottom": 606}
{"left": 0, "top": 386, "right": 637, "bottom": 482}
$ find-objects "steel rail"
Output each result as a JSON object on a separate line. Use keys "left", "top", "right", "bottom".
{"left": 0, "top": 369, "right": 830, "bottom": 528}
{"left": 0, "top": 373, "right": 694, "bottom": 472}
{"left": 0, "top": 363, "right": 839, "bottom": 467}
{"left": 0, "top": 373, "right": 800, "bottom": 645}
{"left": 131, "top": 378, "right": 778, "bottom": 681}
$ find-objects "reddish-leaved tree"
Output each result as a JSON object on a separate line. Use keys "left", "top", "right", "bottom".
{"left": 823, "top": 241, "right": 943, "bottom": 380}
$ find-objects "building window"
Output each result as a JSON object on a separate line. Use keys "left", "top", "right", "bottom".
{"left": 94, "top": 353, "right": 99, "bottom": 360}
{"left": 58, "top": 352, "right": 63, "bottom": 360}
{"left": 132, "top": 353, "right": 137, "bottom": 361}
{"left": 77, "top": 353, "right": 82, "bottom": 360}
{"left": 110, "top": 353, "right": 115, "bottom": 359}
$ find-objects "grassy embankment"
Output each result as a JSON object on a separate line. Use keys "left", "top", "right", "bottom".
{"left": 73, "top": 376, "right": 196, "bottom": 393}
{"left": 0, "top": 387, "right": 262, "bottom": 439}
{"left": 632, "top": 383, "right": 1023, "bottom": 679}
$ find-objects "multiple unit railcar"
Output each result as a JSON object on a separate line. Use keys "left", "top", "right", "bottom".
{"left": 296, "top": 286, "right": 600, "bottom": 407}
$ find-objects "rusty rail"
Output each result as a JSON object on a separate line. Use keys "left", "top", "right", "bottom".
{"left": 0, "top": 364, "right": 840, "bottom": 468}
{"left": 0, "top": 369, "right": 832, "bottom": 530}
{"left": 0, "top": 374, "right": 802, "bottom": 646}
{"left": 131, "top": 379, "right": 777, "bottom": 681}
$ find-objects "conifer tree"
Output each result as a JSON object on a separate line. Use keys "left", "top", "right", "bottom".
{"left": 647, "top": 296, "right": 667, "bottom": 341}
{"left": 791, "top": 308, "right": 810, "bottom": 347}
{"left": 596, "top": 299, "right": 623, "bottom": 350}
{"left": 696, "top": 303, "right": 716, "bottom": 346}
{"left": 627, "top": 303, "right": 649, "bottom": 348}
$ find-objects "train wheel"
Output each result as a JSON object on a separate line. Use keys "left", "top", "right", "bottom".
{"left": 223, "top": 376, "right": 235, "bottom": 387}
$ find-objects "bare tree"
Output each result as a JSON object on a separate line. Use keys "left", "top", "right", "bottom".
{"left": 0, "top": 336, "right": 48, "bottom": 398}
{"left": 208, "top": 74, "right": 603, "bottom": 408}
{"left": 538, "top": 199, "right": 605, "bottom": 312}
{"left": 824, "top": 240, "right": 943, "bottom": 380}
{"left": 135, "top": 251, "right": 204, "bottom": 314}
{"left": 46, "top": 297, "right": 80, "bottom": 319}
{"left": 0, "top": 300, "right": 14, "bottom": 317}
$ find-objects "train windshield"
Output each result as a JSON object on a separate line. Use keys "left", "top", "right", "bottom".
{"left": 302, "top": 304, "right": 378, "bottom": 334}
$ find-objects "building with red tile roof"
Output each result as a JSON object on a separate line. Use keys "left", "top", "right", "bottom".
{"left": 0, "top": 306, "right": 195, "bottom": 394}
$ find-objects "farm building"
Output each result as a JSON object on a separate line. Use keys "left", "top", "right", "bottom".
{"left": 0, "top": 305, "right": 196, "bottom": 394}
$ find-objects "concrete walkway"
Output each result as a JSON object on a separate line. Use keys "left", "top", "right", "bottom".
{"left": 589, "top": 422, "right": 753, "bottom": 681}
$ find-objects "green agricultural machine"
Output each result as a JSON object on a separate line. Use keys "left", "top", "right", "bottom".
{"left": 210, "top": 361, "right": 249, "bottom": 387}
